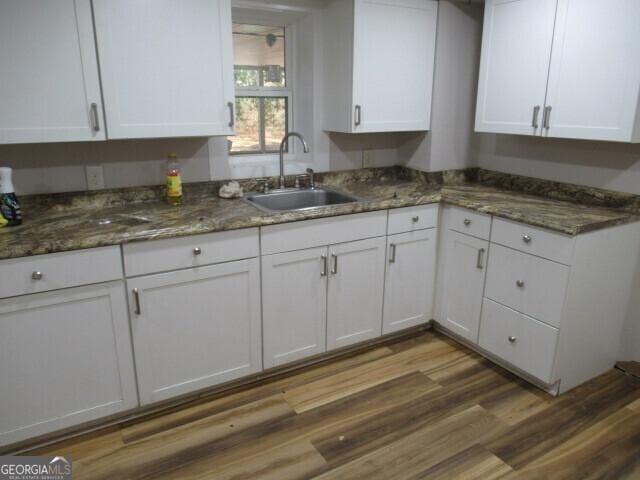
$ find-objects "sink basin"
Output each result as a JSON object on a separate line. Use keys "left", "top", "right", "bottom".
{"left": 244, "top": 188, "right": 363, "bottom": 213}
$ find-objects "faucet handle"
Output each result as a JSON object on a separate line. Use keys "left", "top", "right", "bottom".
{"left": 255, "top": 177, "right": 270, "bottom": 193}
{"left": 306, "top": 168, "right": 316, "bottom": 189}
{"left": 295, "top": 173, "right": 310, "bottom": 189}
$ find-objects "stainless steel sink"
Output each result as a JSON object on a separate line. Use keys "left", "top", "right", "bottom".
{"left": 244, "top": 188, "right": 364, "bottom": 213}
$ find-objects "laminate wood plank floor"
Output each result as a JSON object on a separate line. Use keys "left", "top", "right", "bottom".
{"left": 30, "top": 331, "right": 640, "bottom": 479}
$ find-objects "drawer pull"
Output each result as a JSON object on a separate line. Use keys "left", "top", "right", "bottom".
{"left": 476, "top": 248, "right": 485, "bottom": 269}
{"left": 412, "top": 216, "right": 420, "bottom": 223}
{"left": 193, "top": 247, "right": 202, "bottom": 256}
{"left": 508, "top": 336, "right": 517, "bottom": 343}
{"left": 331, "top": 253, "right": 338, "bottom": 275}
{"left": 31, "top": 271, "right": 43, "bottom": 281}
{"left": 133, "top": 288, "right": 141, "bottom": 315}
{"left": 320, "top": 255, "right": 328, "bottom": 277}
{"left": 464, "top": 218, "right": 471, "bottom": 226}
{"left": 523, "top": 235, "right": 532, "bottom": 244}
{"left": 516, "top": 280, "right": 525, "bottom": 288}
{"left": 389, "top": 243, "right": 397, "bottom": 263}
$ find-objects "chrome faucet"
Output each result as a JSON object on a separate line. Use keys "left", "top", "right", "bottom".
{"left": 279, "top": 132, "right": 309, "bottom": 189}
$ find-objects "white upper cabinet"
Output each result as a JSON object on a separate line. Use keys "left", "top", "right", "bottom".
{"left": 322, "top": 0, "right": 438, "bottom": 133}
{"left": 0, "top": 0, "right": 105, "bottom": 144}
{"left": 93, "top": 0, "right": 235, "bottom": 139}
{"left": 476, "top": 0, "right": 640, "bottom": 142}
{"left": 544, "top": 0, "right": 640, "bottom": 142}
{"left": 475, "top": 0, "right": 557, "bottom": 136}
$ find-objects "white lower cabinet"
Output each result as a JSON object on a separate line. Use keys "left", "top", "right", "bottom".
{"left": 262, "top": 247, "right": 328, "bottom": 368}
{"left": 479, "top": 298, "right": 559, "bottom": 383}
{"left": 383, "top": 229, "right": 437, "bottom": 334}
{"left": 262, "top": 237, "right": 386, "bottom": 368}
{"left": 128, "top": 259, "right": 262, "bottom": 405}
{"left": 327, "top": 237, "right": 386, "bottom": 350}
{"left": 440, "top": 230, "right": 489, "bottom": 342}
{"left": 0, "top": 282, "right": 137, "bottom": 447}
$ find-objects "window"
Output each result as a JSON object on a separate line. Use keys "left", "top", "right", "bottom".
{"left": 229, "top": 24, "right": 290, "bottom": 155}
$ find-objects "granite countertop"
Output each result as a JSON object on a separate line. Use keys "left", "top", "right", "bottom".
{"left": 1, "top": 167, "right": 638, "bottom": 260}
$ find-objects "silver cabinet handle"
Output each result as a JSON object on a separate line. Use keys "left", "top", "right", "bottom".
{"left": 476, "top": 248, "right": 485, "bottom": 269}
{"left": 227, "top": 101, "right": 235, "bottom": 128}
{"left": 193, "top": 247, "right": 202, "bottom": 256}
{"left": 464, "top": 218, "right": 471, "bottom": 226}
{"left": 532, "top": 105, "right": 541, "bottom": 129}
{"left": 320, "top": 255, "right": 327, "bottom": 277}
{"left": 508, "top": 336, "right": 517, "bottom": 343}
{"left": 412, "top": 216, "right": 420, "bottom": 223}
{"left": 133, "top": 288, "right": 141, "bottom": 315}
{"left": 523, "top": 234, "right": 532, "bottom": 244}
{"left": 31, "top": 271, "right": 43, "bottom": 280}
{"left": 389, "top": 243, "right": 397, "bottom": 263}
{"left": 543, "top": 106, "right": 552, "bottom": 130}
{"left": 90, "top": 102, "right": 100, "bottom": 132}
{"left": 354, "top": 105, "right": 361, "bottom": 127}
{"left": 331, "top": 253, "right": 338, "bottom": 274}
{"left": 516, "top": 280, "right": 525, "bottom": 288}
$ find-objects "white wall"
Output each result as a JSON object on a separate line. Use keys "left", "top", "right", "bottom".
{"left": 0, "top": 138, "right": 211, "bottom": 195}
{"left": 399, "top": 1, "right": 483, "bottom": 172}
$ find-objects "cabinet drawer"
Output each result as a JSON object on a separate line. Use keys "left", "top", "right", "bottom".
{"left": 491, "top": 218, "right": 575, "bottom": 265}
{"left": 485, "top": 244, "right": 569, "bottom": 328}
{"left": 448, "top": 207, "right": 492, "bottom": 240}
{"left": 479, "top": 298, "right": 559, "bottom": 383}
{"left": 123, "top": 228, "right": 259, "bottom": 277}
{"left": 0, "top": 247, "right": 123, "bottom": 299}
{"left": 387, "top": 204, "right": 438, "bottom": 234}
{"left": 261, "top": 211, "right": 387, "bottom": 255}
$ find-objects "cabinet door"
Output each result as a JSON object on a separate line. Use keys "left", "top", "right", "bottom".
{"left": 352, "top": 0, "right": 437, "bottom": 132}
{"left": 475, "top": 0, "right": 557, "bottom": 135}
{"left": 93, "top": 0, "right": 235, "bottom": 139}
{"left": 543, "top": 0, "right": 640, "bottom": 142}
{"left": 440, "top": 231, "right": 489, "bottom": 343}
{"left": 0, "top": 0, "right": 105, "bottom": 143}
{"left": 0, "top": 282, "right": 137, "bottom": 447}
{"left": 327, "top": 237, "right": 386, "bottom": 349}
{"left": 383, "top": 229, "right": 437, "bottom": 334}
{"left": 262, "top": 248, "right": 328, "bottom": 368}
{"left": 129, "top": 259, "right": 261, "bottom": 405}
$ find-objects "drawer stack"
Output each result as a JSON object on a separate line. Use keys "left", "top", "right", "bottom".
{"left": 479, "top": 218, "right": 575, "bottom": 384}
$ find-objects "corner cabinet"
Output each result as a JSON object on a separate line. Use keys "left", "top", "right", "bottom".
{"left": 322, "top": 0, "right": 438, "bottom": 133}
{"left": 0, "top": 0, "right": 106, "bottom": 144}
{"left": 476, "top": 0, "right": 640, "bottom": 142}
{"left": 93, "top": 0, "right": 235, "bottom": 139}
{"left": 439, "top": 231, "right": 489, "bottom": 342}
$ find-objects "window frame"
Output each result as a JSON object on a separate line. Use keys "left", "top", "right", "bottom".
{"left": 230, "top": 23, "right": 294, "bottom": 158}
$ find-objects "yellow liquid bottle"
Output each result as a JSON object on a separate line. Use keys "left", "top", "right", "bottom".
{"left": 166, "top": 153, "right": 183, "bottom": 206}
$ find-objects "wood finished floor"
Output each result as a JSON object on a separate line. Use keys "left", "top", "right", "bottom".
{"left": 32, "top": 331, "right": 640, "bottom": 479}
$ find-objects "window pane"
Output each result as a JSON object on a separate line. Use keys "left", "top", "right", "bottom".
{"left": 234, "top": 67, "right": 258, "bottom": 88}
{"left": 233, "top": 24, "right": 285, "bottom": 88}
{"left": 264, "top": 98, "right": 288, "bottom": 152}
{"left": 230, "top": 97, "right": 260, "bottom": 154}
